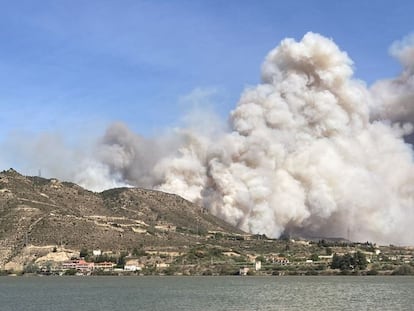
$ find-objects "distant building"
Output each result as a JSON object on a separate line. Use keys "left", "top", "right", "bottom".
{"left": 273, "top": 257, "right": 289, "bottom": 265}
{"left": 124, "top": 264, "right": 142, "bottom": 271}
{"left": 76, "top": 260, "right": 94, "bottom": 272}
{"left": 124, "top": 259, "right": 142, "bottom": 272}
{"left": 156, "top": 263, "right": 170, "bottom": 269}
{"left": 318, "top": 255, "right": 333, "bottom": 262}
{"left": 94, "top": 262, "right": 116, "bottom": 271}
{"left": 255, "top": 261, "right": 262, "bottom": 271}
{"left": 93, "top": 250, "right": 102, "bottom": 256}
{"left": 239, "top": 267, "right": 250, "bottom": 276}
{"left": 62, "top": 261, "right": 77, "bottom": 270}
{"left": 62, "top": 259, "right": 95, "bottom": 272}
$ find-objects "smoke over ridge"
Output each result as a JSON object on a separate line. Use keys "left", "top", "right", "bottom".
{"left": 6, "top": 33, "right": 414, "bottom": 244}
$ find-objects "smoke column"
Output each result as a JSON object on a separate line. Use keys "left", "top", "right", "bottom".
{"left": 148, "top": 32, "right": 414, "bottom": 245}
{"left": 7, "top": 32, "right": 414, "bottom": 244}
{"left": 92, "top": 33, "right": 414, "bottom": 244}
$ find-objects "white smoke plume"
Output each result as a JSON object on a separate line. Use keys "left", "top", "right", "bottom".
{"left": 86, "top": 33, "right": 414, "bottom": 244}
{"left": 3, "top": 32, "right": 414, "bottom": 244}
{"left": 150, "top": 33, "right": 414, "bottom": 245}
{"left": 371, "top": 34, "right": 414, "bottom": 143}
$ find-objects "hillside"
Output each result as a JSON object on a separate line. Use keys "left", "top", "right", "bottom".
{"left": 0, "top": 169, "right": 243, "bottom": 268}
{"left": 2, "top": 169, "right": 413, "bottom": 276}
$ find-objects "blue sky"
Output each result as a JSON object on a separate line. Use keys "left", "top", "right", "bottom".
{"left": 0, "top": 0, "right": 413, "bottom": 144}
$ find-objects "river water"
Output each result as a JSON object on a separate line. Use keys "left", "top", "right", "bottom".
{"left": 0, "top": 276, "right": 413, "bottom": 310}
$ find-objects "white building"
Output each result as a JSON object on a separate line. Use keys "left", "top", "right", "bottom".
{"left": 93, "top": 250, "right": 102, "bottom": 256}
{"left": 239, "top": 267, "right": 250, "bottom": 276}
{"left": 124, "top": 265, "right": 142, "bottom": 272}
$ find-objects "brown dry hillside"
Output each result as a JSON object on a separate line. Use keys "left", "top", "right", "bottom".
{"left": 0, "top": 169, "right": 243, "bottom": 266}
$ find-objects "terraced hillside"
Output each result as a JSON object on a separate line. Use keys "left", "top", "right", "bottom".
{"left": 0, "top": 169, "right": 243, "bottom": 268}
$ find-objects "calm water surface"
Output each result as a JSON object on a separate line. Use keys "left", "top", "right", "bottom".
{"left": 0, "top": 276, "right": 413, "bottom": 311}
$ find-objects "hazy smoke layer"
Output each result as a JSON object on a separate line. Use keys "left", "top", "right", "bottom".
{"left": 4, "top": 32, "right": 413, "bottom": 244}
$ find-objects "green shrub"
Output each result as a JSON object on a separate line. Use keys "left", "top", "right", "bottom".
{"left": 23, "top": 262, "right": 39, "bottom": 274}
{"left": 367, "top": 269, "right": 378, "bottom": 275}
{"left": 392, "top": 265, "right": 414, "bottom": 275}
{"left": 164, "top": 266, "right": 177, "bottom": 276}
{"left": 79, "top": 248, "right": 89, "bottom": 258}
{"left": 64, "top": 269, "right": 77, "bottom": 276}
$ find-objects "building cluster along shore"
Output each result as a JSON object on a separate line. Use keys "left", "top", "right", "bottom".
{"left": 2, "top": 234, "right": 414, "bottom": 276}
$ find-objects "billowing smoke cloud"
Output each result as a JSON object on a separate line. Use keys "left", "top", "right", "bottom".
{"left": 3, "top": 32, "right": 414, "bottom": 244}
{"left": 370, "top": 34, "right": 414, "bottom": 144}
{"left": 152, "top": 33, "right": 414, "bottom": 245}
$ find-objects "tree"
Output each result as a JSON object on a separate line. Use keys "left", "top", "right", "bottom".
{"left": 310, "top": 253, "right": 319, "bottom": 262}
{"left": 23, "top": 262, "right": 39, "bottom": 274}
{"left": 94, "top": 254, "right": 116, "bottom": 263}
{"left": 64, "top": 269, "right": 77, "bottom": 276}
{"left": 79, "top": 248, "right": 88, "bottom": 259}
{"left": 318, "top": 239, "right": 329, "bottom": 247}
{"left": 392, "top": 265, "right": 414, "bottom": 275}
{"left": 164, "top": 266, "right": 177, "bottom": 276}
{"left": 331, "top": 254, "right": 341, "bottom": 269}
{"left": 331, "top": 252, "right": 367, "bottom": 271}
{"left": 340, "top": 253, "right": 353, "bottom": 271}
{"left": 116, "top": 252, "right": 128, "bottom": 268}
{"left": 353, "top": 251, "right": 368, "bottom": 270}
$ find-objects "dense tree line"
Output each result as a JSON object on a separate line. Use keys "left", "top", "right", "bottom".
{"left": 331, "top": 251, "right": 367, "bottom": 271}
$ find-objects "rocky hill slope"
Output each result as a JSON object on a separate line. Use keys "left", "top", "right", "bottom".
{"left": 0, "top": 169, "right": 243, "bottom": 267}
